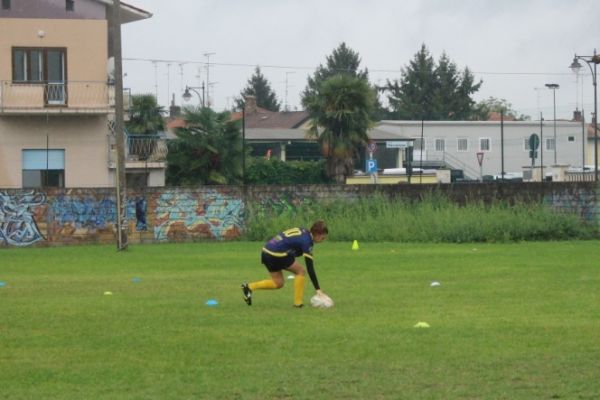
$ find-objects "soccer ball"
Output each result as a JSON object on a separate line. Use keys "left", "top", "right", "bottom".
{"left": 310, "top": 293, "right": 334, "bottom": 309}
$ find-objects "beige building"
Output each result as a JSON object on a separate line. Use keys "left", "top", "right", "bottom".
{"left": 0, "top": 0, "right": 165, "bottom": 189}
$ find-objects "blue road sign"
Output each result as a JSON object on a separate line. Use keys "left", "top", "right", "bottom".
{"left": 366, "top": 159, "right": 378, "bottom": 174}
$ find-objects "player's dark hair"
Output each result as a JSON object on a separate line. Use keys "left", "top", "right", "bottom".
{"left": 310, "top": 220, "right": 328, "bottom": 236}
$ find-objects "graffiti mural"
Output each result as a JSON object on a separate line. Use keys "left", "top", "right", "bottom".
{"left": 257, "top": 192, "right": 314, "bottom": 216}
{"left": 544, "top": 187, "right": 597, "bottom": 222}
{"left": 0, "top": 191, "right": 46, "bottom": 246}
{"left": 154, "top": 189, "right": 244, "bottom": 241}
{"left": 50, "top": 194, "right": 117, "bottom": 230}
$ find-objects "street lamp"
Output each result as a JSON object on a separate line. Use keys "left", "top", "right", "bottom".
{"left": 571, "top": 50, "right": 600, "bottom": 181}
{"left": 545, "top": 83, "right": 559, "bottom": 164}
{"left": 182, "top": 84, "right": 205, "bottom": 107}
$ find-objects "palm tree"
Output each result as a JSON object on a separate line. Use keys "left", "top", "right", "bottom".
{"left": 304, "top": 75, "right": 375, "bottom": 183}
{"left": 126, "top": 94, "right": 165, "bottom": 135}
{"left": 166, "top": 107, "right": 243, "bottom": 186}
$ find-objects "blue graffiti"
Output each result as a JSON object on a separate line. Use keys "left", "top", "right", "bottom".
{"left": 0, "top": 191, "right": 46, "bottom": 246}
{"left": 50, "top": 194, "right": 117, "bottom": 229}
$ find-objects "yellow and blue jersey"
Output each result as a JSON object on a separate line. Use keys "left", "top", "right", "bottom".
{"left": 262, "top": 227, "right": 313, "bottom": 259}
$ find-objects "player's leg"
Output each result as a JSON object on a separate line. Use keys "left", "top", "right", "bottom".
{"left": 286, "top": 261, "right": 306, "bottom": 307}
{"left": 242, "top": 253, "right": 289, "bottom": 305}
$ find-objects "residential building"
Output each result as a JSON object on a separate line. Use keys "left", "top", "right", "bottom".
{"left": 0, "top": 0, "right": 164, "bottom": 189}
{"left": 233, "top": 96, "right": 315, "bottom": 161}
{"left": 167, "top": 96, "right": 318, "bottom": 161}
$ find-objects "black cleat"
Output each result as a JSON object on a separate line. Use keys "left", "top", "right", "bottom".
{"left": 241, "top": 283, "right": 252, "bottom": 306}
{"left": 293, "top": 304, "right": 304, "bottom": 308}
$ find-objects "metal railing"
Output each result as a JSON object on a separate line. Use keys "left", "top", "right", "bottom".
{"left": 126, "top": 134, "right": 168, "bottom": 162}
{"left": 0, "top": 80, "right": 130, "bottom": 113}
{"left": 565, "top": 171, "right": 595, "bottom": 182}
{"left": 427, "top": 151, "right": 481, "bottom": 179}
{"left": 108, "top": 127, "right": 168, "bottom": 166}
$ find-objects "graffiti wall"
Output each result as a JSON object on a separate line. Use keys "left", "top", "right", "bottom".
{"left": 0, "top": 182, "right": 598, "bottom": 247}
{"left": 0, "top": 191, "right": 46, "bottom": 246}
{"left": 151, "top": 188, "right": 243, "bottom": 241}
{"left": 0, "top": 187, "right": 245, "bottom": 247}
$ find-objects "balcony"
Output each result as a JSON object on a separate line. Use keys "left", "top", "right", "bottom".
{"left": 0, "top": 81, "right": 130, "bottom": 115}
{"left": 108, "top": 133, "right": 168, "bottom": 169}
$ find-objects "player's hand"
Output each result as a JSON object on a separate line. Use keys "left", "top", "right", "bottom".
{"left": 316, "top": 290, "right": 331, "bottom": 300}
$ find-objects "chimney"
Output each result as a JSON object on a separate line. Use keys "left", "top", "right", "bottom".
{"left": 169, "top": 93, "right": 181, "bottom": 118}
{"left": 244, "top": 95, "right": 257, "bottom": 114}
{"left": 573, "top": 109, "right": 582, "bottom": 122}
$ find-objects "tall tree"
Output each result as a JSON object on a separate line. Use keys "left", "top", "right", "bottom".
{"left": 386, "top": 44, "right": 482, "bottom": 120}
{"left": 304, "top": 74, "right": 375, "bottom": 183}
{"left": 126, "top": 94, "right": 165, "bottom": 134}
{"left": 166, "top": 107, "right": 243, "bottom": 185}
{"left": 235, "top": 66, "right": 280, "bottom": 111}
{"left": 302, "top": 42, "right": 368, "bottom": 101}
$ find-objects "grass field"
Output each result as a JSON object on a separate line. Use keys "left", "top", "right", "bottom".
{"left": 1, "top": 241, "right": 600, "bottom": 399}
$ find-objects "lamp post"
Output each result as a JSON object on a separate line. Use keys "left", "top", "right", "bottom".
{"left": 182, "top": 84, "right": 205, "bottom": 107}
{"left": 545, "top": 83, "right": 559, "bottom": 164}
{"left": 571, "top": 49, "right": 600, "bottom": 181}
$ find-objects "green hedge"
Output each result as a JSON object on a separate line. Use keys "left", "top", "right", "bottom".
{"left": 245, "top": 158, "right": 332, "bottom": 184}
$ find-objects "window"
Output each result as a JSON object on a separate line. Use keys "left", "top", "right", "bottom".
{"left": 13, "top": 48, "right": 67, "bottom": 105}
{"left": 66, "top": 0, "right": 74, "bottom": 11}
{"left": 457, "top": 138, "right": 468, "bottom": 152}
{"left": 22, "top": 150, "right": 65, "bottom": 188}
{"left": 434, "top": 138, "right": 445, "bottom": 152}
{"left": 12, "top": 48, "right": 66, "bottom": 83}
{"left": 2, "top": 0, "right": 10, "bottom": 10}
{"left": 546, "top": 138, "right": 555, "bottom": 151}
{"left": 479, "top": 138, "right": 491, "bottom": 152}
{"left": 568, "top": 136, "right": 575, "bottom": 142}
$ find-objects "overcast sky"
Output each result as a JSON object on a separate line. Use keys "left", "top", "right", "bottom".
{"left": 121, "top": 0, "right": 599, "bottom": 121}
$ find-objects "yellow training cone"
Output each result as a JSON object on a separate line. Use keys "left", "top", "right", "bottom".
{"left": 414, "top": 322, "right": 430, "bottom": 328}
{"left": 352, "top": 240, "right": 359, "bottom": 250}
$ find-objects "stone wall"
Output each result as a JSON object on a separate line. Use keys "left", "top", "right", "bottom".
{"left": 1, "top": 182, "right": 598, "bottom": 247}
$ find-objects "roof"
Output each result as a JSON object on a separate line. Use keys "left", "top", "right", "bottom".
{"left": 586, "top": 123, "right": 600, "bottom": 138}
{"left": 488, "top": 111, "right": 516, "bottom": 121}
{"left": 244, "top": 128, "right": 314, "bottom": 141}
{"left": 231, "top": 108, "right": 310, "bottom": 129}
{"left": 94, "top": 0, "right": 152, "bottom": 23}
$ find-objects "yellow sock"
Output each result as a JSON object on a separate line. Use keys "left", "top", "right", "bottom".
{"left": 249, "top": 279, "right": 278, "bottom": 291}
{"left": 293, "top": 274, "right": 306, "bottom": 306}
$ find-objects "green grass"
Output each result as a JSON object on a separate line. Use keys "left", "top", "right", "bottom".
{"left": 2, "top": 241, "right": 600, "bottom": 399}
{"left": 244, "top": 194, "right": 597, "bottom": 243}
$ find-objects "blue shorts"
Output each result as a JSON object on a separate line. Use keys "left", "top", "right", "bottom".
{"left": 261, "top": 251, "right": 295, "bottom": 272}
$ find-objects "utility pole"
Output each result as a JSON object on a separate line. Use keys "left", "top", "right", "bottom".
{"left": 204, "top": 52, "right": 215, "bottom": 107}
{"left": 111, "top": 0, "right": 128, "bottom": 250}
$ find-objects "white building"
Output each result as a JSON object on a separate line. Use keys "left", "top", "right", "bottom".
{"left": 369, "top": 120, "right": 587, "bottom": 180}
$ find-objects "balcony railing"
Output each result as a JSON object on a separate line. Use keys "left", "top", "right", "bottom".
{"left": 108, "top": 133, "right": 168, "bottom": 167}
{"left": 0, "top": 80, "right": 130, "bottom": 114}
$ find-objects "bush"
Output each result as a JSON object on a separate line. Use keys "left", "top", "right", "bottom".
{"left": 245, "top": 158, "right": 332, "bottom": 184}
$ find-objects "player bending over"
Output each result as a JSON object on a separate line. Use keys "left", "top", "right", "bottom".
{"left": 241, "top": 220, "right": 329, "bottom": 307}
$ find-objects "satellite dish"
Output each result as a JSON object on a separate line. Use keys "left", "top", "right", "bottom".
{"left": 107, "top": 57, "right": 115, "bottom": 81}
